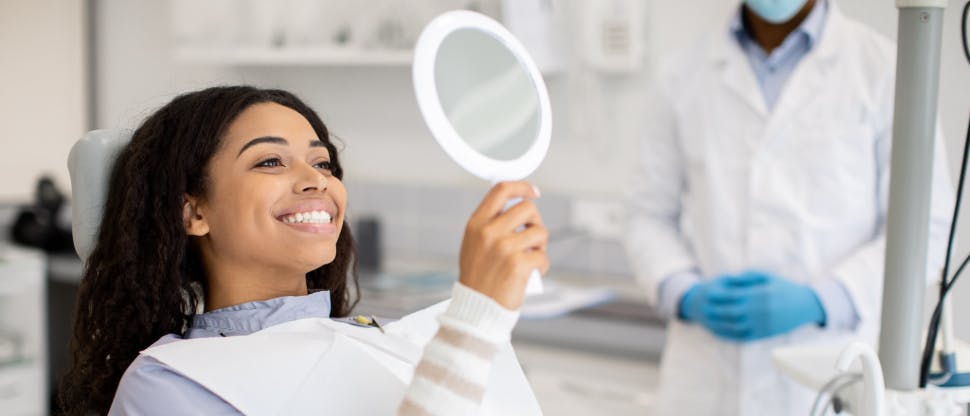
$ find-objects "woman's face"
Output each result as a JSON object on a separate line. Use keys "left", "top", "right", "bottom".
{"left": 191, "top": 102, "right": 346, "bottom": 275}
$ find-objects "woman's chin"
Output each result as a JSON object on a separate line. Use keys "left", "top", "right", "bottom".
{"left": 297, "top": 251, "right": 337, "bottom": 272}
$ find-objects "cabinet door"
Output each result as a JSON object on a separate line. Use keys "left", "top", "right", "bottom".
{"left": 0, "top": 0, "right": 87, "bottom": 201}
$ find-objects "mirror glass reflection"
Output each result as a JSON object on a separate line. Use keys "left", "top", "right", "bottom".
{"left": 434, "top": 28, "right": 540, "bottom": 161}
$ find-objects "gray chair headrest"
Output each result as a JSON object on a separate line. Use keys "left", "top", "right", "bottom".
{"left": 67, "top": 129, "right": 132, "bottom": 262}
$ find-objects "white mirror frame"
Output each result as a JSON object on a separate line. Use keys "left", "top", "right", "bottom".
{"left": 412, "top": 10, "right": 552, "bottom": 182}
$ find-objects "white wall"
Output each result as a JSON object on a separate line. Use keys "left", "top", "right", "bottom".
{"left": 93, "top": 0, "right": 654, "bottom": 196}
{"left": 92, "top": 1, "right": 970, "bottom": 195}
{"left": 93, "top": 0, "right": 970, "bottom": 337}
{"left": 0, "top": 0, "right": 87, "bottom": 201}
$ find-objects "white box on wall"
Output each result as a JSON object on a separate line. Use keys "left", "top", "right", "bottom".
{"left": 502, "top": 0, "right": 565, "bottom": 74}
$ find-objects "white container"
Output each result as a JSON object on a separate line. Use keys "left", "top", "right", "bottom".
{"left": 0, "top": 246, "right": 47, "bottom": 416}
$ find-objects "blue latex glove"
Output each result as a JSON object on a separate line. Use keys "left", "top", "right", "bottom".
{"left": 707, "top": 271, "right": 826, "bottom": 342}
{"left": 678, "top": 274, "right": 760, "bottom": 333}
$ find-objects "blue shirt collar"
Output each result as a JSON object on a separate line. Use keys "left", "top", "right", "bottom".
{"left": 187, "top": 290, "right": 333, "bottom": 338}
{"left": 731, "top": 0, "right": 828, "bottom": 51}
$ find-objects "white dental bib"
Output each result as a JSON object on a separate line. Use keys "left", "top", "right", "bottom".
{"left": 141, "top": 300, "right": 542, "bottom": 415}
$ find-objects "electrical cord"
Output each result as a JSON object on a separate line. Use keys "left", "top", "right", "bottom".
{"left": 919, "top": 0, "right": 970, "bottom": 388}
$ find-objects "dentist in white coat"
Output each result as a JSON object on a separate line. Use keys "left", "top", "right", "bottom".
{"left": 626, "top": 0, "right": 953, "bottom": 414}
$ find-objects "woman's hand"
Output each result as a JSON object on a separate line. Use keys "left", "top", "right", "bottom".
{"left": 459, "top": 181, "right": 549, "bottom": 310}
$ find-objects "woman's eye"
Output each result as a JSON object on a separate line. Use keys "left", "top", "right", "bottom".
{"left": 314, "top": 160, "right": 333, "bottom": 171}
{"left": 255, "top": 158, "right": 284, "bottom": 168}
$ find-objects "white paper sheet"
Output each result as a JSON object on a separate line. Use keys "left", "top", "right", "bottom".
{"left": 520, "top": 281, "right": 615, "bottom": 320}
{"left": 143, "top": 300, "right": 542, "bottom": 415}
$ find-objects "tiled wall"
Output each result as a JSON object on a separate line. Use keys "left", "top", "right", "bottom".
{"left": 345, "top": 180, "right": 633, "bottom": 279}
{"left": 1, "top": 180, "right": 634, "bottom": 280}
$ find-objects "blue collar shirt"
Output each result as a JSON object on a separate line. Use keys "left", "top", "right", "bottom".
{"left": 730, "top": 0, "right": 828, "bottom": 110}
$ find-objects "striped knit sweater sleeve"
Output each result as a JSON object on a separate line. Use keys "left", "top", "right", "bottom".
{"left": 398, "top": 281, "right": 521, "bottom": 415}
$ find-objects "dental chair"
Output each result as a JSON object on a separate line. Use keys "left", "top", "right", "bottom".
{"left": 52, "top": 130, "right": 130, "bottom": 409}
{"left": 67, "top": 129, "right": 132, "bottom": 262}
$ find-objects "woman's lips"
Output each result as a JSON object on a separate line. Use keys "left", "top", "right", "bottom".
{"left": 279, "top": 218, "right": 338, "bottom": 235}
{"left": 279, "top": 210, "right": 332, "bottom": 224}
{"left": 275, "top": 201, "right": 339, "bottom": 235}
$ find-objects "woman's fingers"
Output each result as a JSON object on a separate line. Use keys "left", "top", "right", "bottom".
{"left": 519, "top": 249, "right": 550, "bottom": 276}
{"left": 490, "top": 198, "right": 544, "bottom": 233}
{"left": 500, "top": 224, "right": 548, "bottom": 254}
{"left": 458, "top": 181, "right": 547, "bottom": 310}
{"left": 469, "top": 182, "right": 540, "bottom": 227}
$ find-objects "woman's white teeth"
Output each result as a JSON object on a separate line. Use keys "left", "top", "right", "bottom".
{"left": 283, "top": 210, "right": 332, "bottom": 224}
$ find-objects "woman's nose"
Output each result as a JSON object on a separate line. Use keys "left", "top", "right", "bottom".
{"left": 293, "top": 162, "right": 328, "bottom": 193}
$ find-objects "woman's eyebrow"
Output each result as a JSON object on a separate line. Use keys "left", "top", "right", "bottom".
{"left": 237, "top": 136, "right": 288, "bottom": 158}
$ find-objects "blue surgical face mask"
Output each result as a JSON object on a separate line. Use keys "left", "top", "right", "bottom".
{"left": 744, "top": 0, "right": 809, "bottom": 24}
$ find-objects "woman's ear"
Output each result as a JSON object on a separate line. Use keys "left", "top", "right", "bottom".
{"left": 182, "top": 195, "right": 209, "bottom": 236}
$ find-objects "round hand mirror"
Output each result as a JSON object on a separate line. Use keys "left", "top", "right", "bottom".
{"left": 413, "top": 10, "right": 551, "bottom": 294}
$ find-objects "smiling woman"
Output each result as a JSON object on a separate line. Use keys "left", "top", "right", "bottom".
{"left": 58, "top": 86, "right": 548, "bottom": 416}
{"left": 182, "top": 102, "right": 349, "bottom": 311}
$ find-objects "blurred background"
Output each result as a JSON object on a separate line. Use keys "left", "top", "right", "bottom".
{"left": 1, "top": 0, "right": 970, "bottom": 414}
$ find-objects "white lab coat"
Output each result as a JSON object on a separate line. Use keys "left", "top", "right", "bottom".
{"left": 625, "top": 4, "right": 953, "bottom": 416}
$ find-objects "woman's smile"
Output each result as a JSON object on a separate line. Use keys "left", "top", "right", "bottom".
{"left": 277, "top": 211, "right": 338, "bottom": 235}
{"left": 274, "top": 199, "right": 339, "bottom": 235}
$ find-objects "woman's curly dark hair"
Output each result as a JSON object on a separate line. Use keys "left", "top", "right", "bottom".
{"left": 58, "top": 86, "right": 359, "bottom": 415}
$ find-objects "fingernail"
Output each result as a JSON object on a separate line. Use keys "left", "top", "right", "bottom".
{"left": 532, "top": 185, "right": 541, "bottom": 198}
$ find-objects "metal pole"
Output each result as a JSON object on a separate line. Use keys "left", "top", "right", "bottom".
{"left": 85, "top": 0, "right": 98, "bottom": 130}
{"left": 880, "top": 0, "right": 946, "bottom": 391}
